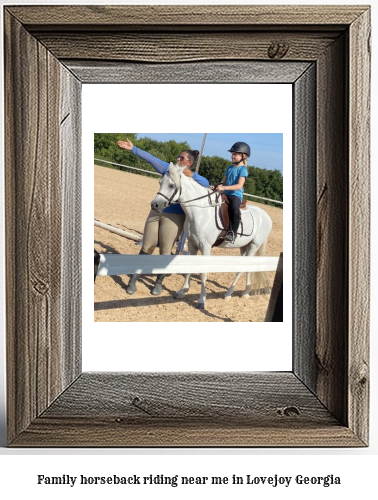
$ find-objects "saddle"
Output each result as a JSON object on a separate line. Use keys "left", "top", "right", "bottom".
{"left": 213, "top": 193, "right": 254, "bottom": 247}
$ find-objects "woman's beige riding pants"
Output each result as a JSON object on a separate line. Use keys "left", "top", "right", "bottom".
{"left": 141, "top": 210, "right": 185, "bottom": 255}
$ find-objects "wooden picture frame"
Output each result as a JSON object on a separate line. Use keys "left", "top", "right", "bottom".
{"left": 4, "top": 5, "right": 370, "bottom": 447}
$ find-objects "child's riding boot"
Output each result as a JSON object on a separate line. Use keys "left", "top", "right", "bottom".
{"left": 230, "top": 215, "right": 241, "bottom": 243}
{"left": 225, "top": 215, "right": 240, "bottom": 243}
{"left": 224, "top": 229, "right": 235, "bottom": 243}
{"left": 126, "top": 250, "right": 148, "bottom": 295}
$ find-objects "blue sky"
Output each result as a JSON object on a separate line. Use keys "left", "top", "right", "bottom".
{"left": 136, "top": 133, "right": 283, "bottom": 174}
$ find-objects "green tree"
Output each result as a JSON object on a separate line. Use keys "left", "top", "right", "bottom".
{"left": 197, "top": 156, "right": 229, "bottom": 186}
{"left": 93, "top": 134, "right": 283, "bottom": 207}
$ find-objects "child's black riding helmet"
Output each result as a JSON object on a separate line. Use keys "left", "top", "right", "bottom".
{"left": 228, "top": 142, "right": 251, "bottom": 157}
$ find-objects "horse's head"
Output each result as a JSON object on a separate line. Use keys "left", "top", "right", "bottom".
{"left": 150, "top": 163, "right": 186, "bottom": 213}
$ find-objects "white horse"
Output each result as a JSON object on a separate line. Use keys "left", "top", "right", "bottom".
{"left": 150, "top": 163, "right": 273, "bottom": 309}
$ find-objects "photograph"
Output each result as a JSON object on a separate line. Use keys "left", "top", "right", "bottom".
{"left": 93, "top": 132, "right": 284, "bottom": 323}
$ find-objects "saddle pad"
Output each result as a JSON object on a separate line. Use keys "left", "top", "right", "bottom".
{"left": 238, "top": 209, "right": 254, "bottom": 236}
{"left": 215, "top": 205, "right": 254, "bottom": 237}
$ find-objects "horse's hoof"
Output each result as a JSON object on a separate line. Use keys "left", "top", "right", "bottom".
{"left": 126, "top": 285, "right": 136, "bottom": 295}
{"left": 224, "top": 295, "right": 232, "bottom": 301}
{"left": 241, "top": 293, "right": 250, "bottom": 300}
{"left": 151, "top": 284, "right": 162, "bottom": 296}
{"left": 196, "top": 302, "right": 205, "bottom": 310}
{"left": 173, "top": 293, "right": 182, "bottom": 300}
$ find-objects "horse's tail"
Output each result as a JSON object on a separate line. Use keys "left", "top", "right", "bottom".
{"left": 249, "top": 238, "right": 272, "bottom": 295}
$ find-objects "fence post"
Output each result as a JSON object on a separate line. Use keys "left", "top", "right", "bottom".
{"left": 265, "top": 252, "right": 283, "bottom": 322}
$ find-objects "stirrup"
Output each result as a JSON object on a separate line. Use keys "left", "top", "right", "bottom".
{"left": 224, "top": 230, "right": 235, "bottom": 243}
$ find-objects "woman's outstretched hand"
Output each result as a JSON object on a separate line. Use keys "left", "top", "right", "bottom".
{"left": 117, "top": 138, "right": 133, "bottom": 150}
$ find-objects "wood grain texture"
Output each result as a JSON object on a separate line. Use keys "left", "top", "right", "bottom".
{"left": 4, "top": 5, "right": 370, "bottom": 447}
{"left": 348, "top": 8, "right": 371, "bottom": 445}
{"left": 12, "top": 419, "right": 363, "bottom": 448}
{"left": 60, "top": 65, "right": 83, "bottom": 389}
{"left": 6, "top": 5, "right": 368, "bottom": 29}
{"left": 11, "top": 373, "right": 363, "bottom": 447}
{"left": 5, "top": 12, "right": 61, "bottom": 442}
{"left": 42, "top": 373, "right": 334, "bottom": 420}
{"left": 4, "top": 11, "right": 81, "bottom": 443}
{"left": 316, "top": 33, "right": 349, "bottom": 425}
{"left": 66, "top": 60, "right": 312, "bottom": 84}
{"left": 36, "top": 32, "right": 339, "bottom": 63}
{"left": 293, "top": 63, "right": 317, "bottom": 390}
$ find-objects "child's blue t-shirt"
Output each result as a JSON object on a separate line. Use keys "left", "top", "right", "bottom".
{"left": 131, "top": 146, "right": 210, "bottom": 214}
{"left": 224, "top": 164, "right": 248, "bottom": 200}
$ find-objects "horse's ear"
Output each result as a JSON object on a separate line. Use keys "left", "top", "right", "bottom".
{"left": 168, "top": 162, "right": 181, "bottom": 172}
{"left": 168, "top": 163, "right": 177, "bottom": 174}
{"left": 168, "top": 163, "right": 181, "bottom": 186}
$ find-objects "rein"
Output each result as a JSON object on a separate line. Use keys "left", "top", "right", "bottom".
{"left": 156, "top": 187, "right": 179, "bottom": 205}
{"left": 172, "top": 190, "right": 222, "bottom": 206}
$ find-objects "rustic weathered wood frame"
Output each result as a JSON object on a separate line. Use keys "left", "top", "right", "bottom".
{"left": 4, "top": 5, "right": 370, "bottom": 447}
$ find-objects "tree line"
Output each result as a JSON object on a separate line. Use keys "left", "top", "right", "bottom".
{"left": 94, "top": 133, "right": 283, "bottom": 207}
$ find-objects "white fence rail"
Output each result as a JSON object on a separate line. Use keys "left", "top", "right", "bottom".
{"left": 97, "top": 254, "right": 279, "bottom": 276}
{"left": 243, "top": 193, "right": 283, "bottom": 205}
{"left": 94, "top": 219, "right": 142, "bottom": 241}
{"left": 94, "top": 158, "right": 283, "bottom": 205}
{"left": 95, "top": 158, "right": 161, "bottom": 176}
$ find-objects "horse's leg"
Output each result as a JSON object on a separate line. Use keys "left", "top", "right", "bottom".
{"left": 224, "top": 271, "right": 244, "bottom": 300}
{"left": 196, "top": 246, "right": 211, "bottom": 310}
{"left": 224, "top": 242, "right": 259, "bottom": 300}
{"left": 224, "top": 244, "right": 247, "bottom": 300}
{"left": 174, "top": 273, "right": 191, "bottom": 299}
{"left": 241, "top": 240, "right": 268, "bottom": 299}
{"left": 240, "top": 242, "right": 255, "bottom": 299}
{"left": 241, "top": 270, "right": 253, "bottom": 299}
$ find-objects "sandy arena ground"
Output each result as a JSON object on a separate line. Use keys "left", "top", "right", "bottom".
{"left": 94, "top": 165, "right": 283, "bottom": 322}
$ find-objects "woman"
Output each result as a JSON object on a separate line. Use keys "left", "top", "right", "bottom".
{"left": 117, "top": 138, "right": 210, "bottom": 295}
{"left": 213, "top": 142, "right": 250, "bottom": 243}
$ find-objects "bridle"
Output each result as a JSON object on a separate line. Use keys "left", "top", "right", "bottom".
{"left": 155, "top": 185, "right": 180, "bottom": 205}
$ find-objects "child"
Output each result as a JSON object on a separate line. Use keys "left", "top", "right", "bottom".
{"left": 214, "top": 142, "right": 250, "bottom": 243}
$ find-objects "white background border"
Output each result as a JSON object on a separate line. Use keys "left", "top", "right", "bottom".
{"left": 85, "top": 83, "right": 292, "bottom": 372}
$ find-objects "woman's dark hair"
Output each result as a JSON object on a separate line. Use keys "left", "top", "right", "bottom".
{"left": 182, "top": 150, "right": 199, "bottom": 164}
